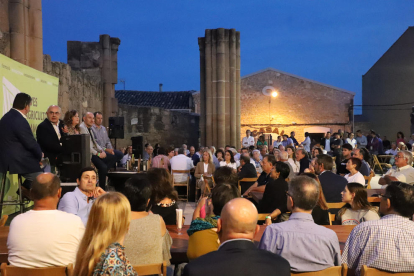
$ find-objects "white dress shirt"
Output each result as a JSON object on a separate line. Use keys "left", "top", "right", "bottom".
{"left": 301, "top": 136, "right": 311, "bottom": 152}
{"left": 170, "top": 154, "right": 194, "bottom": 183}
{"left": 242, "top": 136, "right": 255, "bottom": 147}
{"left": 219, "top": 161, "right": 237, "bottom": 170}
{"left": 324, "top": 139, "right": 331, "bottom": 152}
{"left": 384, "top": 165, "right": 414, "bottom": 185}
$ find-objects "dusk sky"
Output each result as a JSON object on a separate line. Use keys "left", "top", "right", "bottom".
{"left": 43, "top": 1, "right": 414, "bottom": 113}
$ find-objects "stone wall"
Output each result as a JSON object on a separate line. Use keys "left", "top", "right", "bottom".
{"left": 116, "top": 104, "right": 200, "bottom": 150}
{"left": 0, "top": 0, "right": 10, "bottom": 57}
{"left": 43, "top": 55, "right": 104, "bottom": 116}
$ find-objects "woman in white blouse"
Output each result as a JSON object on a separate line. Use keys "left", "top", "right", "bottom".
{"left": 286, "top": 145, "right": 300, "bottom": 174}
{"left": 344, "top": 157, "right": 365, "bottom": 186}
{"left": 219, "top": 150, "right": 237, "bottom": 172}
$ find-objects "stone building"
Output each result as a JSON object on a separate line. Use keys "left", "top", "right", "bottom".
{"left": 115, "top": 90, "right": 199, "bottom": 149}
{"left": 356, "top": 27, "right": 414, "bottom": 140}
{"left": 194, "top": 67, "right": 355, "bottom": 145}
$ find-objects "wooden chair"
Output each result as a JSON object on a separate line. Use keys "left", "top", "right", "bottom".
{"left": 133, "top": 261, "right": 167, "bottom": 276}
{"left": 238, "top": 177, "right": 258, "bottom": 193}
{"left": 372, "top": 155, "right": 392, "bottom": 175}
{"left": 364, "top": 170, "right": 375, "bottom": 189}
{"left": 329, "top": 212, "right": 335, "bottom": 226}
{"left": 327, "top": 202, "right": 345, "bottom": 209}
{"left": 1, "top": 263, "right": 73, "bottom": 276}
{"left": 291, "top": 263, "right": 347, "bottom": 275}
{"left": 0, "top": 214, "right": 8, "bottom": 227}
{"left": 203, "top": 175, "right": 215, "bottom": 197}
{"left": 360, "top": 265, "right": 414, "bottom": 276}
{"left": 171, "top": 170, "right": 190, "bottom": 202}
{"left": 258, "top": 213, "right": 270, "bottom": 221}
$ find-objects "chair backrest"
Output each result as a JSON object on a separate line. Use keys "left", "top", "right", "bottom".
{"left": 291, "top": 263, "right": 347, "bottom": 276}
{"left": 328, "top": 212, "right": 335, "bottom": 226}
{"left": 1, "top": 263, "right": 73, "bottom": 276}
{"left": 360, "top": 265, "right": 414, "bottom": 276}
{"left": 257, "top": 213, "right": 270, "bottom": 221}
{"left": 364, "top": 174, "right": 373, "bottom": 189}
{"left": 237, "top": 177, "right": 258, "bottom": 192}
{"left": 171, "top": 170, "right": 190, "bottom": 185}
{"left": 0, "top": 214, "right": 8, "bottom": 227}
{"left": 327, "top": 202, "right": 345, "bottom": 209}
{"left": 133, "top": 261, "right": 167, "bottom": 276}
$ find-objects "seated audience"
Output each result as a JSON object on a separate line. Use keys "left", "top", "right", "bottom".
{"left": 344, "top": 157, "right": 365, "bottom": 186}
{"left": 286, "top": 145, "right": 300, "bottom": 173}
{"left": 143, "top": 144, "right": 154, "bottom": 161}
{"left": 398, "top": 141, "right": 407, "bottom": 151}
{"left": 184, "top": 198, "right": 290, "bottom": 276}
{"left": 346, "top": 132, "right": 357, "bottom": 148}
{"left": 259, "top": 176, "right": 341, "bottom": 272}
{"left": 215, "top": 149, "right": 224, "bottom": 163}
{"left": 352, "top": 148, "right": 371, "bottom": 177}
{"left": 338, "top": 183, "right": 379, "bottom": 225}
{"left": 219, "top": 150, "right": 237, "bottom": 171}
{"left": 63, "top": 109, "right": 80, "bottom": 135}
{"left": 7, "top": 173, "right": 84, "bottom": 268}
{"left": 243, "top": 155, "right": 276, "bottom": 196}
{"left": 80, "top": 112, "right": 117, "bottom": 186}
{"left": 209, "top": 146, "right": 220, "bottom": 168}
{"left": 300, "top": 173, "right": 330, "bottom": 225}
{"left": 279, "top": 151, "right": 296, "bottom": 180}
{"left": 73, "top": 192, "right": 137, "bottom": 276}
{"left": 58, "top": 167, "right": 105, "bottom": 225}
{"left": 92, "top": 111, "right": 123, "bottom": 164}
{"left": 296, "top": 148, "right": 310, "bottom": 174}
{"left": 123, "top": 175, "right": 172, "bottom": 265}
{"left": 152, "top": 147, "right": 170, "bottom": 170}
{"left": 252, "top": 149, "right": 262, "bottom": 173}
{"left": 273, "top": 135, "right": 282, "bottom": 148}
{"left": 259, "top": 162, "right": 290, "bottom": 215}
{"left": 187, "top": 184, "right": 240, "bottom": 261}
{"left": 170, "top": 147, "right": 194, "bottom": 183}
{"left": 257, "top": 135, "right": 268, "bottom": 147}
{"left": 120, "top": 145, "right": 132, "bottom": 166}
{"left": 355, "top": 130, "right": 367, "bottom": 149}
{"left": 379, "top": 150, "right": 414, "bottom": 187}
{"left": 167, "top": 147, "right": 175, "bottom": 160}
{"left": 259, "top": 146, "right": 267, "bottom": 160}
{"left": 195, "top": 150, "right": 216, "bottom": 195}
{"left": 148, "top": 168, "right": 179, "bottom": 225}
{"left": 342, "top": 182, "right": 414, "bottom": 275}
{"left": 273, "top": 149, "right": 281, "bottom": 161}
{"left": 385, "top": 142, "right": 398, "bottom": 155}
{"left": 312, "top": 147, "right": 323, "bottom": 158}
{"left": 337, "top": 143, "right": 353, "bottom": 175}
{"left": 237, "top": 155, "right": 258, "bottom": 194}
{"left": 281, "top": 134, "right": 294, "bottom": 148}
{"left": 314, "top": 154, "right": 348, "bottom": 202}
{"left": 187, "top": 146, "right": 200, "bottom": 167}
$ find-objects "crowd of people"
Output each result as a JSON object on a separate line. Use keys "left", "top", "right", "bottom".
{"left": 1, "top": 93, "right": 414, "bottom": 275}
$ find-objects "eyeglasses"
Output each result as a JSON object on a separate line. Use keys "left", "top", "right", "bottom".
{"left": 394, "top": 155, "right": 403, "bottom": 159}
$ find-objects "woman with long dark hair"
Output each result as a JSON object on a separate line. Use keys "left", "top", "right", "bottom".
{"left": 63, "top": 110, "right": 80, "bottom": 135}
{"left": 219, "top": 150, "right": 237, "bottom": 171}
{"left": 338, "top": 182, "right": 379, "bottom": 225}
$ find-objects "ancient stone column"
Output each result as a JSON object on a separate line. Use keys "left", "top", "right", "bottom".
{"left": 27, "top": 0, "right": 43, "bottom": 71}
{"left": 211, "top": 29, "right": 217, "bottom": 147}
{"left": 224, "top": 29, "right": 230, "bottom": 144}
{"left": 204, "top": 30, "right": 213, "bottom": 146}
{"left": 229, "top": 29, "right": 237, "bottom": 147}
{"left": 216, "top": 28, "right": 226, "bottom": 147}
{"left": 198, "top": 37, "right": 206, "bottom": 146}
{"left": 101, "top": 35, "right": 113, "bottom": 126}
{"left": 235, "top": 31, "right": 241, "bottom": 146}
{"left": 0, "top": 0, "right": 10, "bottom": 57}
{"left": 9, "top": 0, "right": 25, "bottom": 65}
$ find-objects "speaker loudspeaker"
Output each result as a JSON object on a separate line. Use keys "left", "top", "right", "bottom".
{"left": 59, "top": 134, "right": 91, "bottom": 182}
{"left": 108, "top": 117, "right": 124, "bottom": 139}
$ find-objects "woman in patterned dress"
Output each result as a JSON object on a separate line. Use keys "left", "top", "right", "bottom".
{"left": 73, "top": 192, "right": 137, "bottom": 276}
{"left": 63, "top": 109, "right": 80, "bottom": 135}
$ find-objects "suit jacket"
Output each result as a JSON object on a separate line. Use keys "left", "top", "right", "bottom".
{"left": 318, "top": 171, "right": 348, "bottom": 203}
{"left": 194, "top": 162, "right": 215, "bottom": 178}
{"left": 36, "top": 119, "right": 65, "bottom": 166}
{"left": 79, "top": 122, "right": 102, "bottom": 158}
{"left": 0, "top": 109, "right": 42, "bottom": 174}
{"left": 321, "top": 137, "right": 334, "bottom": 151}
{"left": 183, "top": 240, "right": 290, "bottom": 276}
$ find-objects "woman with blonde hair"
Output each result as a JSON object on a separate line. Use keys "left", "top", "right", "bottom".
{"left": 195, "top": 150, "right": 215, "bottom": 197}
{"left": 73, "top": 192, "right": 137, "bottom": 276}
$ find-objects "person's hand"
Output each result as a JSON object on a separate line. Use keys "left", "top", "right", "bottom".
{"left": 89, "top": 187, "right": 106, "bottom": 198}
{"left": 99, "top": 152, "right": 107, "bottom": 159}
{"left": 264, "top": 217, "right": 272, "bottom": 226}
{"left": 105, "top": 148, "right": 114, "bottom": 155}
{"left": 62, "top": 125, "right": 69, "bottom": 133}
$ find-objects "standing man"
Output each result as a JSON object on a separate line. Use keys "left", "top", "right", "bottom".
{"left": 92, "top": 112, "right": 123, "bottom": 165}
{"left": 355, "top": 130, "right": 367, "bottom": 149}
{"left": 290, "top": 131, "right": 299, "bottom": 146}
{"left": 337, "top": 143, "right": 353, "bottom": 176}
{"left": 80, "top": 112, "right": 117, "bottom": 187}
{"left": 331, "top": 133, "right": 343, "bottom": 169}
{"left": 321, "top": 132, "right": 332, "bottom": 154}
{"left": 300, "top": 132, "right": 311, "bottom": 152}
{"left": 36, "top": 105, "right": 67, "bottom": 173}
{"left": 0, "top": 93, "right": 42, "bottom": 191}
{"left": 281, "top": 135, "right": 294, "bottom": 148}
{"left": 242, "top": 130, "right": 255, "bottom": 148}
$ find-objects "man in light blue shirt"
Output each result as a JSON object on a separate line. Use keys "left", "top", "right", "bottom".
{"left": 259, "top": 176, "right": 341, "bottom": 272}
{"left": 58, "top": 167, "right": 105, "bottom": 225}
{"left": 355, "top": 130, "right": 368, "bottom": 149}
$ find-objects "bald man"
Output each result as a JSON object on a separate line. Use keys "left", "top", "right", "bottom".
{"left": 7, "top": 173, "right": 84, "bottom": 268}
{"left": 183, "top": 198, "right": 290, "bottom": 276}
{"left": 80, "top": 112, "right": 117, "bottom": 186}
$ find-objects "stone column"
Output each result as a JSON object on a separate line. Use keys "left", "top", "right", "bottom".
{"left": 235, "top": 31, "right": 241, "bottom": 146}
{"left": 198, "top": 37, "right": 206, "bottom": 146}
{"left": 101, "top": 35, "right": 113, "bottom": 126}
{"left": 204, "top": 30, "right": 213, "bottom": 146}
{"left": 9, "top": 0, "right": 25, "bottom": 65}
{"left": 0, "top": 0, "right": 10, "bottom": 57}
{"left": 211, "top": 29, "right": 217, "bottom": 147}
{"left": 224, "top": 29, "right": 230, "bottom": 145}
{"left": 27, "top": 0, "right": 43, "bottom": 71}
{"left": 216, "top": 28, "right": 226, "bottom": 148}
{"left": 229, "top": 29, "right": 237, "bottom": 147}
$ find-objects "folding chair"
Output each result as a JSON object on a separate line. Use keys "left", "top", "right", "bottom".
{"left": 291, "top": 263, "right": 347, "bottom": 276}
{"left": 360, "top": 265, "right": 413, "bottom": 276}
{"left": 237, "top": 177, "right": 258, "bottom": 193}
{"left": 1, "top": 263, "right": 73, "bottom": 276}
{"left": 171, "top": 170, "right": 190, "bottom": 201}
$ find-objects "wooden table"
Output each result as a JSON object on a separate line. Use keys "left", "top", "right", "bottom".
{"left": 167, "top": 224, "right": 355, "bottom": 264}
{"left": 377, "top": 155, "right": 393, "bottom": 164}
{"left": 107, "top": 171, "right": 147, "bottom": 191}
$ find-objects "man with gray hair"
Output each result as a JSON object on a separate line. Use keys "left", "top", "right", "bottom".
{"left": 170, "top": 147, "right": 194, "bottom": 184}
{"left": 280, "top": 151, "right": 295, "bottom": 180}
{"left": 379, "top": 150, "right": 414, "bottom": 186}
{"left": 259, "top": 176, "right": 341, "bottom": 272}
{"left": 209, "top": 146, "right": 220, "bottom": 168}
{"left": 36, "top": 105, "right": 67, "bottom": 172}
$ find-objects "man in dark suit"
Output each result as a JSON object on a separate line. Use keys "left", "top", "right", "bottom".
{"left": 321, "top": 131, "right": 333, "bottom": 154}
{"left": 314, "top": 154, "right": 347, "bottom": 202}
{"left": 0, "top": 93, "right": 43, "bottom": 190}
{"left": 36, "top": 105, "right": 67, "bottom": 173}
{"left": 296, "top": 148, "right": 310, "bottom": 174}
{"left": 237, "top": 155, "right": 257, "bottom": 194}
{"left": 183, "top": 198, "right": 290, "bottom": 276}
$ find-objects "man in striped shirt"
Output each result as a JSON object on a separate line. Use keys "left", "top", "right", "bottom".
{"left": 342, "top": 182, "right": 414, "bottom": 275}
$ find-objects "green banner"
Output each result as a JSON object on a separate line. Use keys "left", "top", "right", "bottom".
{"left": 0, "top": 54, "right": 59, "bottom": 215}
